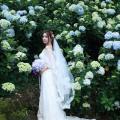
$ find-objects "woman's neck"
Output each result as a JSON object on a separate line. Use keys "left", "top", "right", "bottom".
{"left": 45, "top": 43, "right": 52, "bottom": 49}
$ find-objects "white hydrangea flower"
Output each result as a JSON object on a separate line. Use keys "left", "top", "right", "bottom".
{"left": 55, "top": 34, "right": 61, "bottom": 40}
{"left": 92, "top": 12, "right": 102, "bottom": 22}
{"left": 75, "top": 77, "right": 80, "bottom": 82}
{"left": 26, "top": 32, "right": 32, "bottom": 38}
{"left": 15, "top": 51, "right": 27, "bottom": 60}
{"left": 117, "top": 60, "right": 120, "bottom": 71}
{"left": 106, "top": 9, "right": 116, "bottom": 15}
{"left": 103, "top": 41, "right": 113, "bottom": 49}
{"left": 85, "top": 71, "right": 94, "bottom": 79}
{"left": 90, "top": 61, "right": 101, "bottom": 69}
{"left": 34, "top": 6, "right": 44, "bottom": 12}
{"left": 112, "top": 32, "right": 120, "bottom": 39}
{"left": 2, "top": 82, "right": 15, "bottom": 92}
{"left": 17, "top": 10, "right": 27, "bottom": 15}
{"left": 68, "top": 61, "right": 75, "bottom": 70}
{"left": 105, "top": 53, "right": 114, "bottom": 60}
{"left": 75, "top": 61, "right": 84, "bottom": 69}
{"left": 97, "top": 20, "right": 106, "bottom": 29}
{"left": 74, "top": 30, "right": 81, "bottom": 36}
{"left": 106, "top": 23, "right": 113, "bottom": 29}
{"left": 105, "top": 0, "right": 112, "bottom": 3}
{"left": 82, "top": 102, "right": 90, "bottom": 108}
{"left": 17, "top": 62, "right": 32, "bottom": 73}
{"left": 73, "top": 44, "right": 83, "bottom": 56}
{"left": 73, "top": 82, "right": 81, "bottom": 90}
{"left": 0, "top": 19, "right": 11, "bottom": 29}
{"left": 0, "top": 4, "right": 9, "bottom": 10}
{"left": 83, "top": 79, "right": 91, "bottom": 86}
{"left": 74, "top": 23, "right": 78, "bottom": 27}
{"left": 114, "top": 101, "right": 120, "bottom": 109}
{"left": 104, "top": 31, "right": 113, "bottom": 40}
{"left": 96, "top": 67, "right": 105, "bottom": 75}
{"left": 1, "top": 40, "right": 11, "bottom": 50}
{"left": 79, "top": 26, "right": 86, "bottom": 32}
{"left": 101, "top": 1, "right": 106, "bottom": 8}
{"left": 29, "top": 9, "right": 35, "bottom": 15}
{"left": 68, "top": 4, "right": 84, "bottom": 15}
{"left": 98, "top": 53, "right": 105, "bottom": 60}
{"left": 115, "top": 24, "right": 120, "bottom": 30}
{"left": 19, "top": 16, "right": 28, "bottom": 24}
{"left": 107, "top": 18, "right": 115, "bottom": 25}
{"left": 5, "top": 28, "right": 15, "bottom": 37}
{"left": 113, "top": 41, "right": 120, "bottom": 50}
{"left": 29, "top": 21, "right": 37, "bottom": 27}
{"left": 116, "top": 14, "right": 120, "bottom": 20}
{"left": 54, "top": 0, "right": 66, "bottom": 4}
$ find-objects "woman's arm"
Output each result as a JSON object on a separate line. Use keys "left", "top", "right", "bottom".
{"left": 39, "top": 65, "right": 48, "bottom": 74}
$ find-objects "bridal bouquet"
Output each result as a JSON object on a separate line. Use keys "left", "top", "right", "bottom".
{"left": 32, "top": 59, "right": 46, "bottom": 76}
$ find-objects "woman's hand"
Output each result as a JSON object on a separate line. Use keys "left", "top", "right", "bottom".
{"left": 40, "top": 66, "right": 49, "bottom": 74}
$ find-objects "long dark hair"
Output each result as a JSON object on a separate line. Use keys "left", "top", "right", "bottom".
{"left": 42, "top": 30, "right": 54, "bottom": 50}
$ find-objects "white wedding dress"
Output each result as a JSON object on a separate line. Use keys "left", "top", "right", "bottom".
{"left": 37, "top": 47, "right": 95, "bottom": 120}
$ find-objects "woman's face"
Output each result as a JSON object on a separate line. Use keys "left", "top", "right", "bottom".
{"left": 42, "top": 33, "right": 49, "bottom": 44}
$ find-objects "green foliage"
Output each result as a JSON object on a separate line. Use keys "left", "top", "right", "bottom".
{"left": 0, "top": 0, "right": 120, "bottom": 119}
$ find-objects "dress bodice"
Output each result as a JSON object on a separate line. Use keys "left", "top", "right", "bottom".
{"left": 39, "top": 48, "right": 56, "bottom": 70}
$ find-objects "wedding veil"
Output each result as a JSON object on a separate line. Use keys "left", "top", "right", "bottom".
{"left": 53, "top": 38, "right": 75, "bottom": 109}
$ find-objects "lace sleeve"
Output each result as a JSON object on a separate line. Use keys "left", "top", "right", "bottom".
{"left": 45, "top": 48, "right": 56, "bottom": 70}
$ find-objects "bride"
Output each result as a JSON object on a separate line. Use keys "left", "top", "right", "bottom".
{"left": 37, "top": 30, "right": 94, "bottom": 120}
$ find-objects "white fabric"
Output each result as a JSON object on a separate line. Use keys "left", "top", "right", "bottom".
{"left": 37, "top": 41, "right": 95, "bottom": 120}
{"left": 53, "top": 38, "right": 75, "bottom": 109}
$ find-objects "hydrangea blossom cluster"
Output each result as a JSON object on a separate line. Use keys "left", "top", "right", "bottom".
{"left": 82, "top": 102, "right": 90, "bottom": 108}
{"left": 28, "top": 5, "right": 44, "bottom": 15}
{"left": 54, "top": 0, "right": 66, "bottom": 4}
{"left": 5, "top": 28, "right": 15, "bottom": 37}
{"left": 69, "top": 4, "right": 84, "bottom": 15}
{"left": 68, "top": 61, "right": 75, "bottom": 70}
{"left": 68, "top": 26, "right": 86, "bottom": 37}
{"left": 73, "top": 81, "right": 81, "bottom": 90}
{"left": 0, "top": 4, "right": 9, "bottom": 10}
{"left": 90, "top": 61, "right": 101, "bottom": 69}
{"left": 115, "top": 24, "right": 120, "bottom": 30}
{"left": 96, "top": 67, "right": 105, "bottom": 75}
{"left": 98, "top": 53, "right": 114, "bottom": 61}
{"left": 103, "top": 41, "right": 120, "bottom": 50}
{"left": 1, "top": 40, "right": 11, "bottom": 50}
{"left": 75, "top": 61, "right": 84, "bottom": 71}
{"left": 2, "top": 82, "right": 15, "bottom": 92}
{"left": 117, "top": 60, "right": 120, "bottom": 71}
{"left": 79, "top": 26, "right": 86, "bottom": 32}
{"left": 15, "top": 51, "right": 27, "bottom": 60}
{"left": 17, "top": 62, "right": 32, "bottom": 73}
{"left": 83, "top": 71, "right": 93, "bottom": 86}
{"left": 114, "top": 101, "right": 120, "bottom": 109}
{"left": 0, "top": 4, "right": 44, "bottom": 25}
{"left": 104, "top": 31, "right": 120, "bottom": 40}
{"left": 0, "top": 19, "right": 11, "bottom": 29}
{"left": 72, "top": 44, "right": 84, "bottom": 56}
{"left": 32, "top": 59, "right": 46, "bottom": 75}
{"left": 106, "top": 9, "right": 116, "bottom": 15}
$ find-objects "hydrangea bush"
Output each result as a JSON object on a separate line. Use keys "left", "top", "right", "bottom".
{"left": 0, "top": 0, "right": 120, "bottom": 119}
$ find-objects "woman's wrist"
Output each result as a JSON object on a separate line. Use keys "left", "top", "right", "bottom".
{"left": 40, "top": 66, "right": 48, "bottom": 74}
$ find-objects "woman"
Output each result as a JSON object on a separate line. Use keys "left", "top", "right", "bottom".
{"left": 37, "top": 30, "right": 93, "bottom": 120}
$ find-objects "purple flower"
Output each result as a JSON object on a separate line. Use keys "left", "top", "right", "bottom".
{"left": 32, "top": 59, "right": 45, "bottom": 75}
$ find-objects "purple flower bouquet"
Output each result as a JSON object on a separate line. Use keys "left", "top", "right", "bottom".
{"left": 32, "top": 59, "right": 46, "bottom": 76}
